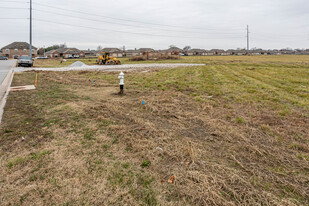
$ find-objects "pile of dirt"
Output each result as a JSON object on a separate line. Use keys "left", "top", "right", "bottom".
{"left": 69, "top": 61, "right": 87, "bottom": 67}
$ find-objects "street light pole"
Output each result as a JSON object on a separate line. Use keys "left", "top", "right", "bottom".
{"left": 29, "top": 0, "right": 32, "bottom": 58}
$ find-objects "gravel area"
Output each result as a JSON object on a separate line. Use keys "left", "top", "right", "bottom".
{"left": 14, "top": 63, "right": 205, "bottom": 72}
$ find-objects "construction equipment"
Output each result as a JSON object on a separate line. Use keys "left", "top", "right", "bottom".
{"left": 96, "top": 52, "right": 121, "bottom": 65}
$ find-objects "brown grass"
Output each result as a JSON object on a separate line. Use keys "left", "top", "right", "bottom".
{"left": 0, "top": 56, "right": 308, "bottom": 205}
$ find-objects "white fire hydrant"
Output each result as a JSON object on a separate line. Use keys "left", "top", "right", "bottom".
{"left": 118, "top": 72, "right": 124, "bottom": 94}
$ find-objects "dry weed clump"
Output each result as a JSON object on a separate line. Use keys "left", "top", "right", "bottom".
{"left": 130, "top": 53, "right": 180, "bottom": 61}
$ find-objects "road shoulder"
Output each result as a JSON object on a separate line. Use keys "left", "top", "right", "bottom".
{"left": 0, "top": 61, "right": 16, "bottom": 124}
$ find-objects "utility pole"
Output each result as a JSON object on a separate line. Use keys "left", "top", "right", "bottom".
{"left": 29, "top": 0, "right": 32, "bottom": 58}
{"left": 246, "top": 25, "right": 249, "bottom": 54}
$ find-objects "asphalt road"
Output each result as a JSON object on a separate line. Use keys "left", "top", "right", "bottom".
{"left": 0, "top": 60, "right": 15, "bottom": 85}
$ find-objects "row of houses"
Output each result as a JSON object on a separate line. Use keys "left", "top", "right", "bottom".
{"left": 1, "top": 42, "right": 309, "bottom": 58}
{"left": 82, "top": 47, "right": 309, "bottom": 57}
{"left": 46, "top": 48, "right": 85, "bottom": 58}
{"left": 80, "top": 47, "right": 247, "bottom": 57}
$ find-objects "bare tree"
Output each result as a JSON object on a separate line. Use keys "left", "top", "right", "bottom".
{"left": 183, "top": 46, "right": 191, "bottom": 51}
{"left": 59, "top": 43, "right": 67, "bottom": 48}
{"left": 97, "top": 45, "right": 103, "bottom": 51}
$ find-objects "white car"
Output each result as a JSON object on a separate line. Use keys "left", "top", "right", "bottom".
{"left": 17, "top": 56, "right": 33, "bottom": 67}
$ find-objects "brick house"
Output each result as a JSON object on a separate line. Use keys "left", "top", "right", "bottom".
{"left": 187, "top": 49, "right": 207, "bottom": 56}
{"left": 82, "top": 50, "right": 97, "bottom": 57}
{"left": 235, "top": 49, "right": 247, "bottom": 55}
{"left": 46, "top": 49, "right": 60, "bottom": 58}
{"left": 166, "top": 47, "right": 183, "bottom": 55}
{"left": 209, "top": 49, "right": 225, "bottom": 55}
{"left": 57, "top": 48, "right": 85, "bottom": 58}
{"left": 125, "top": 49, "right": 140, "bottom": 57}
{"left": 1, "top": 42, "right": 38, "bottom": 58}
{"left": 101, "top": 48, "right": 124, "bottom": 57}
{"left": 46, "top": 48, "right": 85, "bottom": 58}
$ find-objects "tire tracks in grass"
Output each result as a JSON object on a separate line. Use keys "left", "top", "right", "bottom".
{"left": 225, "top": 65, "right": 309, "bottom": 110}
{"left": 244, "top": 65, "right": 309, "bottom": 97}
{"left": 210, "top": 65, "right": 268, "bottom": 103}
{"left": 235, "top": 66, "right": 308, "bottom": 109}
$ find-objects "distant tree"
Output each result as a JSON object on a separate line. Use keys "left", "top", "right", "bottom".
{"left": 169, "top": 45, "right": 176, "bottom": 48}
{"left": 59, "top": 43, "right": 67, "bottom": 48}
{"left": 119, "top": 46, "right": 126, "bottom": 51}
{"left": 183, "top": 46, "right": 191, "bottom": 51}
{"left": 45, "top": 43, "right": 69, "bottom": 52}
{"left": 45, "top": 45, "right": 60, "bottom": 52}
{"left": 37, "top": 48, "right": 45, "bottom": 55}
{"left": 97, "top": 45, "right": 103, "bottom": 51}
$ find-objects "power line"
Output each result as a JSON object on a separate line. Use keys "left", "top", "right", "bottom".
{"left": 0, "top": 6, "right": 28, "bottom": 9}
{"left": 253, "top": 32, "right": 306, "bottom": 38}
{"left": 0, "top": 17, "right": 28, "bottom": 19}
{"left": 33, "top": 18, "right": 246, "bottom": 40}
{"left": 33, "top": 8, "right": 243, "bottom": 36}
{"left": 0, "top": 0, "right": 28, "bottom": 2}
{"left": 253, "top": 37, "right": 301, "bottom": 42}
{"left": 33, "top": 2, "right": 243, "bottom": 32}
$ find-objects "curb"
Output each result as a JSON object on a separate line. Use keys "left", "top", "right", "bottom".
{"left": 0, "top": 62, "right": 16, "bottom": 124}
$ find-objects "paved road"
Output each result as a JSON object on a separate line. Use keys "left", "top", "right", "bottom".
{"left": 0, "top": 60, "right": 15, "bottom": 84}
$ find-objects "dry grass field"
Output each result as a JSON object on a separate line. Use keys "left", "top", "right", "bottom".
{"left": 32, "top": 55, "right": 309, "bottom": 67}
{"left": 0, "top": 55, "right": 308, "bottom": 205}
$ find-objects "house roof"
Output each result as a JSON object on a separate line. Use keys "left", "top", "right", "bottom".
{"left": 209, "top": 49, "right": 225, "bottom": 52}
{"left": 138, "top": 48, "right": 155, "bottom": 52}
{"left": 82, "top": 50, "right": 97, "bottom": 55}
{"left": 1, "top": 42, "right": 37, "bottom": 50}
{"left": 45, "top": 49, "right": 58, "bottom": 54}
{"left": 167, "top": 47, "right": 183, "bottom": 52}
{"left": 126, "top": 50, "right": 139, "bottom": 53}
{"left": 226, "top": 49, "right": 238, "bottom": 52}
{"left": 56, "top": 48, "right": 82, "bottom": 54}
{"left": 188, "top": 49, "right": 206, "bottom": 53}
{"left": 102, "top": 48, "right": 122, "bottom": 53}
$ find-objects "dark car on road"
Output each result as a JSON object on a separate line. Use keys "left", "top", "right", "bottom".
{"left": 17, "top": 56, "right": 33, "bottom": 67}
{"left": 0, "top": 56, "right": 8, "bottom": 60}
{"left": 13, "top": 55, "right": 19, "bottom": 59}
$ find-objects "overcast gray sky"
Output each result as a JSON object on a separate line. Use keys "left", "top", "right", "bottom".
{"left": 0, "top": 0, "right": 308, "bottom": 50}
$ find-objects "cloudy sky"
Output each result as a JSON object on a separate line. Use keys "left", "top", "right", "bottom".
{"left": 0, "top": 0, "right": 308, "bottom": 50}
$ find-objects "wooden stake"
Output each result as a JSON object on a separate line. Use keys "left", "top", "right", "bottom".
{"left": 35, "top": 73, "right": 38, "bottom": 87}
